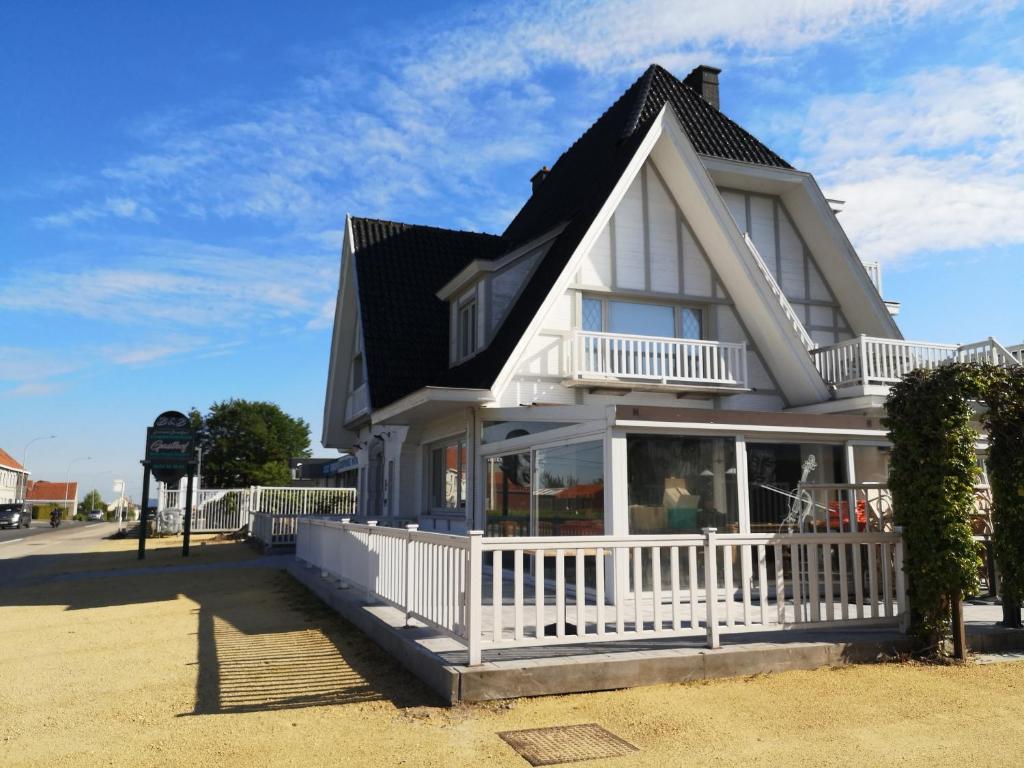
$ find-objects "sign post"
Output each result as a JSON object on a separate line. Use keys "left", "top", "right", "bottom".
{"left": 140, "top": 411, "right": 196, "bottom": 560}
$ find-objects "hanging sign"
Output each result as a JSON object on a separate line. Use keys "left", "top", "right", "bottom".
{"left": 145, "top": 411, "right": 195, "bottom": 483}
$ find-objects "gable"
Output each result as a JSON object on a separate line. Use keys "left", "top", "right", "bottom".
{"left": 719, "top": 189, "right": 855, "bottom": 346}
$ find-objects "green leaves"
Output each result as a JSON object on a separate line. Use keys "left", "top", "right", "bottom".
{"left": 193, "top": 399, "right": 312, "bottom": 489}
{"left": 885, "top": 363, "right": 989, "bottom": 654}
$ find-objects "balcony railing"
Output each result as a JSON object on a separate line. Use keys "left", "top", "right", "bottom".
{"left": 573, "top": 330, "right": 748, "bottom": 388}
{"left": 862, "top": 261, "right": 882, "bottom": 294}
{"left": 812, "top": 335, "right": 1020, "bottom": 389}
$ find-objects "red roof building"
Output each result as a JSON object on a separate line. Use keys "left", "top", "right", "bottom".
{"left": 26, "top": 480, "right": 78, "bottom": 506}
{"left": 0, "top": 448, "right": 28, "bottom": 504}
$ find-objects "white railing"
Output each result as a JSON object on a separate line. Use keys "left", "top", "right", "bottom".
{"left": 744, "top": 233, "right": 816, "bottom": 352}
{"left": 255, "top": 486, "right": 357, "bottom": 517}
{"left": 157, "top": 485, "right": 357, "bottom": 532}
{"left": 297, "top": 518, "right": 470, "bottom": 640}
{"left": 251, "top": 512, "right": 301, "bottom": 548}
{"left": 574, "top": 331, "right": 747, "bottom": 388}
{"left": 1008, "top": 344, "right": 1024, "bottom": 363}
{"left": 862, "top": 261, "right": 882, "bottom": 295}
{"left": 345, "top": 384, "right": 369, "bottom": 423}
{"left": 296, "top": 521, "right": 907, "bottom": 666}
{"left": 812, "top": 335, "right": 1020, "bottom": 388}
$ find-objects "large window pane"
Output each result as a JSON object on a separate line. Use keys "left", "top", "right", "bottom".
{"left": 609, "top": 301, "right": 674, "bottom": 338}
{"left": 535, "top": 441, "right": 604, "bottom": 535}
{"left": 485, "top": 452, "right": 531, "bottom": 536}
{"left": 627, "top": 434, "right": 738, "bottom": 534}
{"left": 429, "top": 439, "right": 466, "bottom": 512}
{"left": 747, "top": 443, "right": 845, "bottom": 532}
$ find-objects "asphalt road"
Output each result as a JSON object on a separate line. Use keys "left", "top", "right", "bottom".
{"left": 0, "top": 520, "right": 90, "bottom": 546}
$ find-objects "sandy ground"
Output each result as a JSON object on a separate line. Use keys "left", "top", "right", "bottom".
{"left": 3, "top": 529, "right": 1024, "bottom": 768}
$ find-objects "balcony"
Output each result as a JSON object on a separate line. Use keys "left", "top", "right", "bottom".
{"left": 568, "top": 330, "right": 748, "bottom": 394}
{"left": 812, "top": 335, "right": 1021, "bottom": 393}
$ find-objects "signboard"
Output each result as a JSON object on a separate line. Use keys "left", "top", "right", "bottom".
{"left": 145, "top": 410, "right": 195, "bottom": 483}
{"left": 113, "top": 479, "right": 125, "bottom": 494}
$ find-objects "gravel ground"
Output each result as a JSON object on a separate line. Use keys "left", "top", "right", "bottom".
{"left": 3, "top": 533, "right": 1024, "bottom": 767}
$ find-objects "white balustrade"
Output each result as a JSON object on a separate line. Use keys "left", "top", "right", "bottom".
{"left": 256, "top": 487, "right": 357, "bottom": 517}
{"left": 574, "top": 331, "right": 747, "bottom": 387}
{"left": 812, "top": 335, "right": 1020, "bottom": 389}
{"left": 296, "top": 521, "right": 907, "bottom": 666}
{"left": 744, "top": 233, "right": 816, "bottom": 352}
{"left": 1008, "top": 344, "right": 1023, "bottom": 363}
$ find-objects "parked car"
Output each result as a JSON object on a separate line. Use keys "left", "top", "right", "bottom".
{"left": 0, "top": 503, "right": 30, "bottom": 529}
{"left": 87, "top": 509, "right": 105, "bottom": 522}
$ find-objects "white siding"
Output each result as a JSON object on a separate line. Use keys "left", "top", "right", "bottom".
{"left": 578, "top": 222, "right": 612, "bottom": 287}
{"left": 720, "top": 190, "right": 747, "bottom": 233}
{"left": 809, "top": 305, "right": 834, "bottom": 328}
{"left": 646, "top": 167, "right": 679, "bottom": 294}
{"left": 614, "top": 174, "right": 645, "bottom": 289}
{"left": 778, "top": 210, "right": 805, "bottom": 299}
{"left": 681, "top": 222, "right": 713, "bottom": 297}
{"left": 748, "top": 194, "right": 776, "bottom": 277}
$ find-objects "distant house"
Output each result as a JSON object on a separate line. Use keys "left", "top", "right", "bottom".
{"left": 290, "top": 456, "right": 358, "bottom": 488}
{"left": 0, "top": 448, "right": 29, "bottom": 505}
{"left": 26, "top": 480, "right": 79, "bottom": 517}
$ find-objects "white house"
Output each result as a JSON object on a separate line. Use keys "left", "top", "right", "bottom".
{"left": 0, "top": 448, "right": 29, "bottom": 505}
{"left": 322, "top": 64, "right": 1020, "bottom": 539}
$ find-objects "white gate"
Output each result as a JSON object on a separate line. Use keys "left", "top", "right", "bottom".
{"left": 193, "top": 489, "right": 252, "bottom": 532}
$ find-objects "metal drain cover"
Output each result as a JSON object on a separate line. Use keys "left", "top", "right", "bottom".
{"left": 498, "top": 723, "right": 638, "bottom": 766}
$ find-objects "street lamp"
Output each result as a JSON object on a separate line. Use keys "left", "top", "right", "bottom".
{"left": 23, "top": 434, "right": 56, "bottom": 467}
{"left": 65, "top": 456, "right": 92, "bottom": 519}
{"left": 21, "top": 434, "right": 55, "bottom": 501}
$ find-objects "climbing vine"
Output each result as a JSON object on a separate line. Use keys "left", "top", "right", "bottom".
{"left": 983, "top": 366, "right": 1024, "bottom": 628}
{"left": 884, "top": 363, "right": 992, "bottom": 654}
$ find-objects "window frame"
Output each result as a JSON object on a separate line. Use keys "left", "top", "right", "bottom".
{"left": 580, "top": 294, "right": 706, "bottom": 340}
{"left": 426, "top": 435, "right": 468, "bottom": 514}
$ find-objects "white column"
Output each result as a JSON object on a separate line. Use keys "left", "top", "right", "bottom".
{"left": 605, "top": 426, "right": 629, "bottom": 602}
{"left": 735, "top": 435, "right": 750, "bottom": 534}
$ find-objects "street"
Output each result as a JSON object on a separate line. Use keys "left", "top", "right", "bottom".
{"left": 0, "top": 520, "right": 87, "bottom": 545}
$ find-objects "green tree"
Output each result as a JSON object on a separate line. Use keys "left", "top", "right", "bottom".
{"left": 192, "top": 399, "right": 311, "bottom": 488}
{"left": 78, "top": 489, "right": 105, "bottom": 513}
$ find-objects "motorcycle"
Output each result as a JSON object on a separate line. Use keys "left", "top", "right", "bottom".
{"left": 49, "top": 510, "right": 61, "bottom": 528}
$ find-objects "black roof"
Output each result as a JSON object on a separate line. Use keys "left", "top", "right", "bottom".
{"left": 351, "top": 65, "right": 789, "bottom": 411}
{"left": 351, "top": 217, "right": 501, "bottom": 410}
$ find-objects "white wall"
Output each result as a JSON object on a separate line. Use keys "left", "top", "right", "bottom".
{"left": 498, "top": 159, "right": 786, "bottom": 410}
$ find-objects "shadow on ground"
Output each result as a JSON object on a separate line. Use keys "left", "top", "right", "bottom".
{"left": 0, "top": 544, "right": 439, "bottom": 715}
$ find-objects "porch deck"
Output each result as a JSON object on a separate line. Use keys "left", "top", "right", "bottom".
{"left": 288, "top": 559, "right": 910, "bottom": 702}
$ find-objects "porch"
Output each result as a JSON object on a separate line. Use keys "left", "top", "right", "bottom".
{"left": 291, "top": 517, "right": 915, "bottom": 699}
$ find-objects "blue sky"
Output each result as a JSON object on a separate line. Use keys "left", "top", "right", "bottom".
{"left": 3, "top": 0, "right": 1023, "bottom": 502}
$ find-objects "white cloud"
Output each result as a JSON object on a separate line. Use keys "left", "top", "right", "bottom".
{"left": 798, "top": 66, "right": 1024, "bottom": 263}
{"left": 31, "top": 0, "right": 995, "bottom": 236}
{"left": 34, "top": 196, "right": 157, "bottom": 228}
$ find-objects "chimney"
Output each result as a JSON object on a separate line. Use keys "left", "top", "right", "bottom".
{"left": 683, "top": 65, "right": 721, "bottom": 110}
{"left": 530, "top": 166, "right": 550, "bottom": 193}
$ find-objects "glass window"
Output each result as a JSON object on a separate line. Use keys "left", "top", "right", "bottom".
{"left": 352, "top": 353, "right": 365, "bottom": 389}
{"left": 609, "top": 301, "right": 674, "bottom": 338}
{"left": 485, "top": 440, "right": 604, "bottom": 537}
{"left": 458, "top": 301, "right": 477, "bottom": 358}
{"left": 852, "top": 445, "right": 890, "bottom": 484}
{"left": 747, "top": 443, "right": 845, "bottom": 532}
{"left": 627, "top": 434, "right": 738, "bottom": 534}
{"left": 485, "top": 452, "right": 531, "bottom": 536}
{"left": 535, "top": 441, "right": 604, "bottom": 536}
{"left": 582, "top": 297, "right": 602, "bottom": 332}
{"left": 481, "top": 421, "right": 572, "bottom": 444}
{"left": 429, "top": 438, "right": 467, "bottom": 512}
{"left": 681, "top": 307, "right": 702, "bottom": 340}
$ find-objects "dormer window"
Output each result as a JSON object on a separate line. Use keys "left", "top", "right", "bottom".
{"left": 458, "top": 298, "right": 477, "bottom": 359}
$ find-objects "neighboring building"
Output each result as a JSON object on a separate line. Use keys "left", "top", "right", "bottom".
{"left": 26, "top": 480, "right": 79, "bottom": 517}
{"left": 289, "top": 456, "right": 358, "bottom": 488}
{"left": 322, "top": 63, "right": 1022, "bottom": 535}
{"left": 0, "top": 449, "right": 29, "bottom": 505}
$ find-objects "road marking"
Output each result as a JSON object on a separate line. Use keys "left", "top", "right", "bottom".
{"left": 0, "top": 538, "right": 25, "bottom": 545}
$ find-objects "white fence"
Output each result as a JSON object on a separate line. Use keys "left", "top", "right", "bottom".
{"left": 813, "top": 335, "right": 1020, "bottom": 388}
{"left": 158, "top": 485, "right": 357, "bottom": 532}
{"left": 251, "top": 512, "right": 301, "bottom": 549}
{"left": 574, "top": 331, "right": 747, "bottom": 388}
{"left": 296, "top": 520, "right": 907, "bottom": 665}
